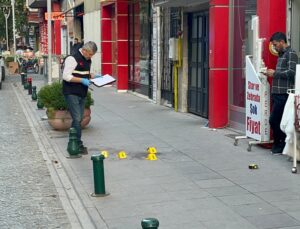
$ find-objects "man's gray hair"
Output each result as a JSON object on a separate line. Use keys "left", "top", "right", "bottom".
{"left": 82, "top": 41, "right": 98, "bottom": 54}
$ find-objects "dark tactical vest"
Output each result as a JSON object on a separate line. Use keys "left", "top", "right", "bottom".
{"left": 63, "top": 51, "right": 91, "bottom": 97}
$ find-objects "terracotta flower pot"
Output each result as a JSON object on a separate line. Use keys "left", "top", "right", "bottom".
{"left": 47, "top": 108, "right": 91, "bottom": 131}
{"left": 81, "top": 108, "right": 91, "bottom": 127}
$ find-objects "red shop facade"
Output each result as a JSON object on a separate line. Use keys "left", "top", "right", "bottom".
{"left": 100, "top": 0, "right": 152, "bottom": 96}
{"left": 100, "top": 0, "right": 296, "bottom": 130}
{"left": 156, "top": 0, "right": 290, "bottom": 130}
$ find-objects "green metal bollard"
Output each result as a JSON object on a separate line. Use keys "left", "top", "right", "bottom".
{"left": 67, "top": 128, "right": 81, "bottom": 158}
{"left": 32, "top": 86, "right": 37, "bottom": 101}
{"left": 141, "top": 218, "right": 159, "bottom": 229}
{"left": 37, "top": 98, "right": 44, "bottom": 109}
{"left": 91, "top": 154, "right": 109, "bottom": 197}
{"left": 23, "top": 75, "right": 28, "bottom": 89}
{"left": 21, "top": 72, "right": 26, "bottom": 85}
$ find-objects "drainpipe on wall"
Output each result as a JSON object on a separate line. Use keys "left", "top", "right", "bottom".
{"left": 157, "top": 7, "right": 162, "bottom": 105}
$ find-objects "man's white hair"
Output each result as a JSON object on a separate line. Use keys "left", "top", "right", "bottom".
{"left": 82, "top": 41, "right": 98, "bottom": 54}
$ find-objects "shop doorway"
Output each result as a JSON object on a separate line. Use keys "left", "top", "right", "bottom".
{"left": 161, "top": 8, "right": 182, "bottom": 107}
{"left": 128, "top": 1, "right": 152, "bottom": 97}
{"left": 161, "top": 8, "right": 173, "bottom": 106}
{"left": 188, "top": 11, "right": 209, "bottom": 118}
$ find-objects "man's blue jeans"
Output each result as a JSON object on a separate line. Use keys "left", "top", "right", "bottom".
{"left": 64, "top": 94, "right": 86, "bottom": 145}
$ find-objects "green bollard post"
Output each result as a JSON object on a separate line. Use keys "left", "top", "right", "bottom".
{"left": 32, "top": 86, "right": 37, "bottom": 101}
{"left": 23, "top": 75, "right": 28, "bottom": 89}
{"left": 67, "top": 128, "right": 81, "bottom": 158}
{"left": 141, "top": 218, "right": 159, "bottom": 229}
{"left": 91, "top": 154, "right": 109, "bottom": 197}
{"left": 21, "top": 72, "right": 25, "bottom": 85}
{"left": 37, "top": 98, "right": 44, "bottom": 109}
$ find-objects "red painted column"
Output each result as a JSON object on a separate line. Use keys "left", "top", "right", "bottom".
{"left": 53, "top": 21, "right": 61, "bottom": 55}
{"left": 209, "top": 0, "right": 229, "bottom": 128}
{"left": 101, "top": 4, "right": 113, "bottom": 76}
{"left": 258, "top": 0, "right": 286, "bottom": 140}
{"left": 53, "top": 3, "right": 61, "bottom": 55}
{"left": 258, "top": 0, "right": 286, "bottom": 70}
{"left": 116, "top": 1, "right": 128, "bottom": 90}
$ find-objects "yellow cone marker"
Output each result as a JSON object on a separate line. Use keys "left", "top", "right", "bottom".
{"left": 147, "top": 147, "right": 157, "bottom": 154}
{"left": 248, "top": 164, "right": 258, "bottom": 169}
{"left": 146, "top": 153, "right": 157, "bottom": 161}
{"left": 101, "top": 151, "right": 109, "bottom": 158}
{"left": 118, "top": 151, "right": 127, "bottom": 159}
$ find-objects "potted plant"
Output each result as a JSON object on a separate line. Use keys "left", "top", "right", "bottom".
{"left": 37, "top": 81, "right": 94, "bottom": 131}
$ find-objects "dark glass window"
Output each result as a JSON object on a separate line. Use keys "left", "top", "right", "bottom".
{"left": 128, "top": 0, "right": 152, "bottom": 97}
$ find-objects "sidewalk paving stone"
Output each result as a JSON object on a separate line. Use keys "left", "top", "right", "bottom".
{"left": 6, "top": 74, "right": 300, "bottom": 228}
{"left": 246, "top": 213, "right": 300, "bottom": 229}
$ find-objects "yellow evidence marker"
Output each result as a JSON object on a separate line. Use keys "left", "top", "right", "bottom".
{"left": 118, "top": 151, "right": 127, "bottom": 159}
{"left": 147, "top": 147, "right": 157, "bottom": 154}
{"left": 101, "top": 151, "right": 109, "bottom": 158}
{"left": 146, "top": 153, "right": 158, "bottom": 161}
{"left": 248, "top": 164, "right": 258, "bottom": 169}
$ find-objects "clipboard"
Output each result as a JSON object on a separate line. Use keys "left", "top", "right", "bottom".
{"left": 91, "top": 74, "right": 116, "bottom": 87}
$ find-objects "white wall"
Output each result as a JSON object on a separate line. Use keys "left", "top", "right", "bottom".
{"left": 83, "top": 10, "right": 101, "bottom": 74}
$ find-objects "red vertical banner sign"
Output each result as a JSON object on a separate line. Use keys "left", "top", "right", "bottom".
{"left": 54, "top": 20, "right": 61, "bottom": 55}
{"left": 53, "top": 2, "right": 61, "bottom": 55}
{"left": 40, "top": 21, "right": 48, "bottom": 54}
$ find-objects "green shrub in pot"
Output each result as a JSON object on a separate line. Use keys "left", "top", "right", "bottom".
{"left": 37, "top": 81, "right": 94, "bottom": 111}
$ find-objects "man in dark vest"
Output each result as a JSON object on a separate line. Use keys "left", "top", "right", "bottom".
{"left": 62, "top": 41, "right": 98, "bottom": 154}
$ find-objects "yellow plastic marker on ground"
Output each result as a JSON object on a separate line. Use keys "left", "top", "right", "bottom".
{"left": 146, "top": 153, "right": 157, "bottom": 161}
{"left": 118, "top": 151, "right": 127, "bottom": 159}
{"left": 147, "top": 147, "right": 157, "bottom": 154}
{"left": 248, "top": 164, "right": 258, "bottom": 169}
{"left": 101, "top": 151, "right": 109, "bottom": 158}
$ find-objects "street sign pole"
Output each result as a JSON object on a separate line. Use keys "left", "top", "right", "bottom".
{"left": 47, "top": 0, "right": 52, "bottom": 84}
{"left": 11, "top": 0, "right": 16, "bottom": 61}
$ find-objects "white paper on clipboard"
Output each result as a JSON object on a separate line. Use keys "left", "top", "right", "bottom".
{"left": 91, "top": 74, "right": 116, "bottom": 87}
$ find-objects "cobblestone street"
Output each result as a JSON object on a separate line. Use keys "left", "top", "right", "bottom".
{"left": 0, "top": 76, "right": 71, "bottom": 228}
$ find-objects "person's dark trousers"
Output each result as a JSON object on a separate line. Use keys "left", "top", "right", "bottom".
{"left": 269, "top": 93, "right": 288, "bottom": 153}
{"left": 64, "top": 94, "right": 86, "bottom": 146}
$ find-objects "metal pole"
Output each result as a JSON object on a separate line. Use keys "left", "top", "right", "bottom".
{"left": 11, "top": 0, "right": 16, "bottom": 61}
{"left": 91, "top": 154, "right": 109, "bottom": 197}
{"left": 3, "top": 7, "right": 10, "bottom": 51}
{"left": 47, "top": 0, "right": 52, "bottom": 84}
{"left": 5, "top": 15, "right": 9, "bottom": 51}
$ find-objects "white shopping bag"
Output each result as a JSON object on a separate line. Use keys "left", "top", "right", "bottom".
{"left": 280, "top": 93, "right": 300, "bottom": 158}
